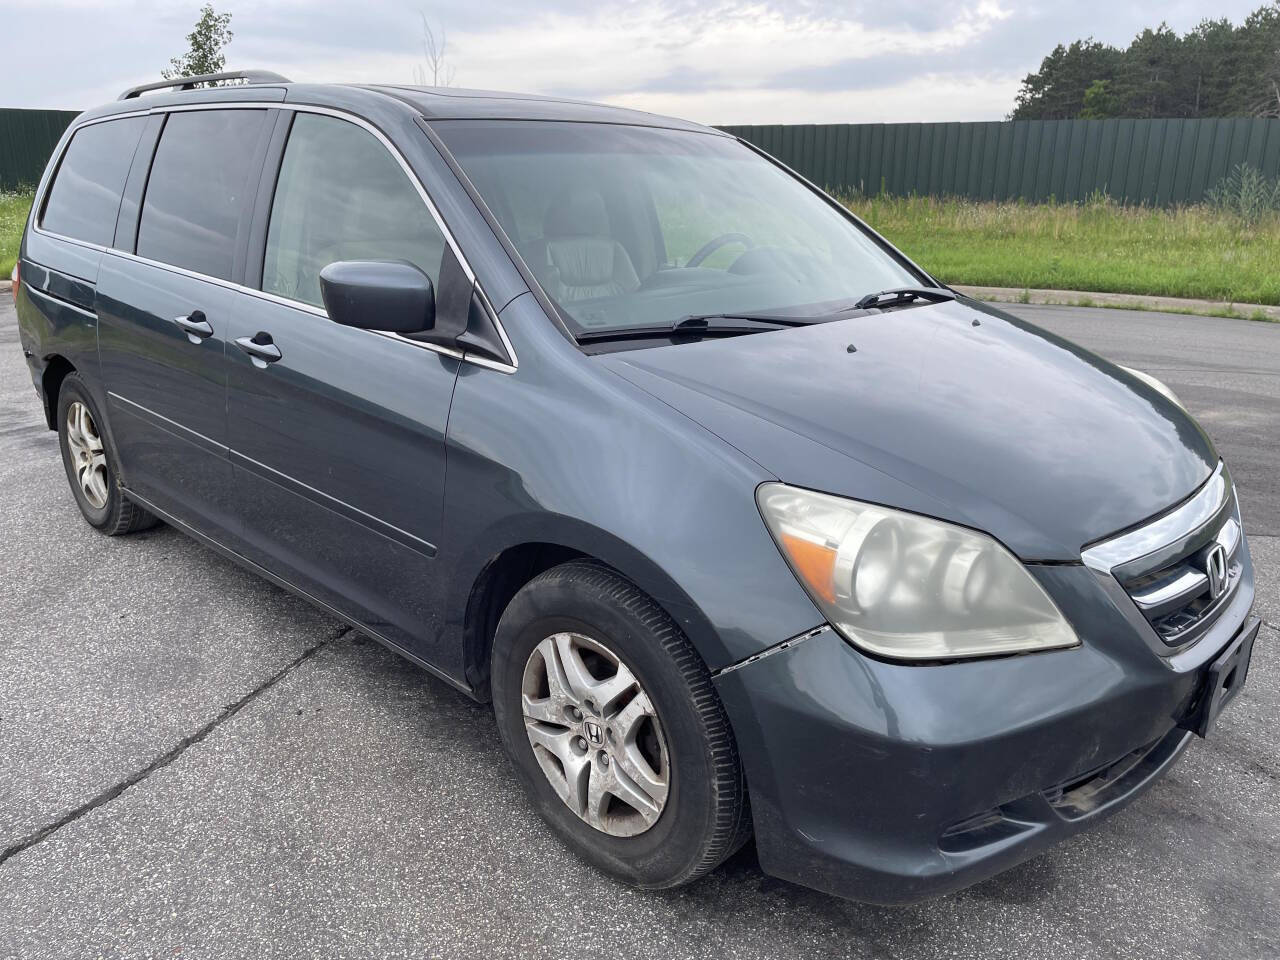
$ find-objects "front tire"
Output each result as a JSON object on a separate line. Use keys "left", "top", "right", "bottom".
{"left": 56, "top": 374, "right": 158, "bottom": 535}
{"left": 492, "top": 561, "right": 750, "bottom": 888}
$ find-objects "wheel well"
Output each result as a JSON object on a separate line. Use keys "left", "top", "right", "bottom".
{"left": 463, "top": 542, "right": 587, "bottom": 699}
{"left": 40, "top": 356, "right": 76, "bottom": 430}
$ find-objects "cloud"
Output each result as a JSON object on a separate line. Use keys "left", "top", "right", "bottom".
{"left": 606, "top": 72, "right": 1021, "bottom": 125}
{"left": 0, "top": 0, "right": 1267, "bottom": 122}
{"left": 447, "top": 1, "right": 1013, "bottom": 98}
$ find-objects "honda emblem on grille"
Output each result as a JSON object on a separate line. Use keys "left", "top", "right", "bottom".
{"left": 1205, "top": 542, "right": 1229, "bottom": 600}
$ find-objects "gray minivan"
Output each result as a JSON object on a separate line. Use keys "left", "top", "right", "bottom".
{"left": 15, "top": 71, "right": 1259, "bottom": 904}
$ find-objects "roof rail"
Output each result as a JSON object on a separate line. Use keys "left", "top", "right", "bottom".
{"left": 118, "top": 70, "right": 291, "bottom": 101}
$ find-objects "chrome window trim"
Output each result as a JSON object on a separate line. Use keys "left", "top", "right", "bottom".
{"left": 1081, "top": 462, "right": 1228, "bottom": 573}
{"left": 30, "top": 100, "right": 517, "bottom": 375}
{"left": 70, "top": 109, "right": 153, "bottom": 126}
{"left": 29, "top": 228, "right": 107, "bottom": 255}
{"left": 105, "top": 247, "right": 476, "bottom": 365}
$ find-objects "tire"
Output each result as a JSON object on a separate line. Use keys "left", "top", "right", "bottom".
{"left": 492, "top": 560, "right": 750, "bottom": 888}
{"left": 56, "top": 373, "right": 159, "bottom": 536}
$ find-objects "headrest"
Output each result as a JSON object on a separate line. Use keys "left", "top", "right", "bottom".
{"left": 544, "top": 188, "right": 611, "bottom": 238}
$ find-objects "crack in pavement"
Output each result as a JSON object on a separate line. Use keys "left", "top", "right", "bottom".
{"left": 0, "top": 625, "right": 351, "bottom": 868}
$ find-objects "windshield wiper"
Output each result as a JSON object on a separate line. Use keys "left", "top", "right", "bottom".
{"left": 576, "top": 293, "right": 954, "bottom": 344}
{"left": 677, "top": 312, "right": 828, "bottom": 328}
{"left": 575, "top": 313, "right": 819, "bottom": 344}
{"left": 853, "top": 286, "right": 958, "bottom": 310}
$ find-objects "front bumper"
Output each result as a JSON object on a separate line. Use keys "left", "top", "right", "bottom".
{"left": 715, "top": 547, "right": 1257, "bottom": 905}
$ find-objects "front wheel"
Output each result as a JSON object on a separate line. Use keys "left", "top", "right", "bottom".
{"left": 56, "top": 373, "right": 159, "bottom": 535}
{"left": 492, "top": 561, "right": 750, "bottom": 888}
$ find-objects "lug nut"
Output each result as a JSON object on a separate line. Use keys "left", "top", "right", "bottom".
{"left": 600, "top": 753, "right": 610, "bottom": 767}
{"left": 576, "top": 737, "right": 588, "bottom": 750}
{"left": 569, "top": 707, "right": 582, "bottom": 720}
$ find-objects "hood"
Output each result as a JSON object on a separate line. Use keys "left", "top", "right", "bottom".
{"left": 600, "top": 299, "right": 1217, "bottom": 561}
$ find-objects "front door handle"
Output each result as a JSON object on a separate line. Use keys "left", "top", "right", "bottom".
{"left": 174, "top": 310, "right": 214, "bottom": 344}
{"left": 234, "top": 333, "right": 282, "bottom": 369}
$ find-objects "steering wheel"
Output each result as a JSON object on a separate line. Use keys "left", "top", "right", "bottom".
{"left": 686, "top": 232, "right": 754, "bottom": 268}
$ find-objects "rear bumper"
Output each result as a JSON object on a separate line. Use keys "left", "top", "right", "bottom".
{"left": 715, "top": 551, "right": 1257, "bottom": 905}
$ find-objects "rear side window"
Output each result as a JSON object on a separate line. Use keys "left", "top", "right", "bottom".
{"left": 40, "top": 117, "right": 146, "bottom": 246}
{"left": 136, "top": 109, "right": 267, "bottom": 281}
{"left": 262, "top": 113, "right": 446, "bottom": 308}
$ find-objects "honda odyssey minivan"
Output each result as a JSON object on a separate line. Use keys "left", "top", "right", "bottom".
{"left": 15, "top": 71, "right": 1259, "bottom": 904}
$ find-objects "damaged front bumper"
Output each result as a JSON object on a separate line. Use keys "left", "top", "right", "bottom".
{"left": 713, "top": 554, "right": 1257, "bottom": 905}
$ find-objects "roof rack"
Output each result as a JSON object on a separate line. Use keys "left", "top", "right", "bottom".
{"left": 118, "top": 70, "right": 291, "bottom": 101}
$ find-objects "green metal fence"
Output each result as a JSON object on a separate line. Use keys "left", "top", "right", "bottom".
{"left": 719, "top": 118, "right": 1280, "bottom": 205}
{"left": 0, "top": 108, "right": 79, "bottom": 191}
{"left": 4, "top": 110, "right": 1280, "bottom": 205}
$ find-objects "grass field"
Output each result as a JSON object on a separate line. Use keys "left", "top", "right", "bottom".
{"left": 0, "top": 192, "right": 33, "bottom": 280}
{"left": 843, "top": 194, "right": 1280, "bottom": 307}
{"left": 4, "top": 186, "right": 1280, "bottom": 310}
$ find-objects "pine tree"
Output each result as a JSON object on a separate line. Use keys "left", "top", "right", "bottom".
{"left": 1010, "top": 3, "right": 1280, "bottom": 119}
{"left": 1011, "top": 40, "right": 1122, "bottom": 119}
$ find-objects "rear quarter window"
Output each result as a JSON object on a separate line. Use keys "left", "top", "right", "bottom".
{"left": 136, "top": 109, "right": 267, "bottom": 281}
{"left": 40, "top": 116, "right": 147, "bottom": 247}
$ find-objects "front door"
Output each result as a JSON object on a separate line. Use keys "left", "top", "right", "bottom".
{"left": 226, "top": 110, "right": 462, "bottom": 656}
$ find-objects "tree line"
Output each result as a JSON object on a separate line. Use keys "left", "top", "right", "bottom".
{"left": 1012, "top": 3, "right": 1280, "bottom": 120}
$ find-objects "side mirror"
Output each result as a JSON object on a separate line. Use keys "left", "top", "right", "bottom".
{"left": 318, "top": 260, "right": 435, "bottom": 334}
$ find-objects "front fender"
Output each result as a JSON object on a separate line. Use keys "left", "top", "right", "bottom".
{"left": 437, "top": 296, "right": 825, "bottom": 674}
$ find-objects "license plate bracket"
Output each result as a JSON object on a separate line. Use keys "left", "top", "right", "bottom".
{"left": 1182, "top": 617, "right": 1261, "bottom": 738}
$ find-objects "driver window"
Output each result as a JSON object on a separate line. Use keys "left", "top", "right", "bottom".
{"left": 263, "top": 113, "right": 446, "bottom": 309}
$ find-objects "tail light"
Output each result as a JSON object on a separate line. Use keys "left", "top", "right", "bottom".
{"left": 10, "top": 261, "right": 17, "bottom": 299}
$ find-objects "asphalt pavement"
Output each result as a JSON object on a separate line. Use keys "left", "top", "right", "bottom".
{"left": 0, "top": 291, "right": 1276, "bottom": 960}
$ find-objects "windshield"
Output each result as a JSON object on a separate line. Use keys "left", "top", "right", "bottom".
{"left": 434, "top": 121, "right": 921, "bottom": 339}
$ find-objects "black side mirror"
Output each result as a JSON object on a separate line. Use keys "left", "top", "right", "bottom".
{"left": 318, "top": 260, "right": 435, "bottom": 334}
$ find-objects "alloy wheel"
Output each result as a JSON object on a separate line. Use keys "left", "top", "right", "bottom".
{"left": 520, "top": 631, "right": 670, "bottom": 837}
{"left": 66, "top": 401, "right": 109, "bottom": 510}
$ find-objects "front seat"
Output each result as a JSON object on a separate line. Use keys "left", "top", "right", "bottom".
{"left": 529, "top": 188, "right": 641, "bottom": 302}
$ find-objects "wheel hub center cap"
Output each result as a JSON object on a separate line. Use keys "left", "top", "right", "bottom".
{"left": 520, "top": 631, "right": 670, "bottom": 837}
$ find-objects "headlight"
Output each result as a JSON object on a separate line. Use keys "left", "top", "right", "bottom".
{"left": 1120, "top": 365, "right": 1185, "bottom": 411}
{"left": 757, "top": 484, "right": 1079, "bottom": 661}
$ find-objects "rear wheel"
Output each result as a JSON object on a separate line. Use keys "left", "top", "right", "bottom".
{"left": 492, "top": 561, "right": 750, "bottom": 888}
{"left": 56, "top": 374, "right": 159, "bottom": 535}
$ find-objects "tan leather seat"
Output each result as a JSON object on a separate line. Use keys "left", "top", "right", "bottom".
{"left": 527, "top": 188, "right": 640, "bottom": 302}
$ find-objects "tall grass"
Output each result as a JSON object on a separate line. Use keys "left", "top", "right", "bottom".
{"left": 0, "top": 191, "right": 33, "bottom": 280}
{"left": 841, "top": 191, "right": 1280, "bottom": 305}
{"left": 1205, "top": 163, "right": 1280, "bottom": 223}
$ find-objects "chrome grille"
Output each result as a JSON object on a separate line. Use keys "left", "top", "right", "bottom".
{"left": 1082, "top": 462, "right": 1243, "bottom": 649}
{"left": 1120, "top": 516, "right": 1242, "bottom": 643}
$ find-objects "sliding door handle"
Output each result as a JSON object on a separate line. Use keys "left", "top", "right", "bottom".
{"left": 234, "top": 333, "right": 282, "bottom": 368}
{"left": 173, "top": 310, "right": 213, "bottom": 344}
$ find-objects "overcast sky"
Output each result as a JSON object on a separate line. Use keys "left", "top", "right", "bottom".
{"left": 0, "top": 1, "right": 1264, "bottom": 122}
